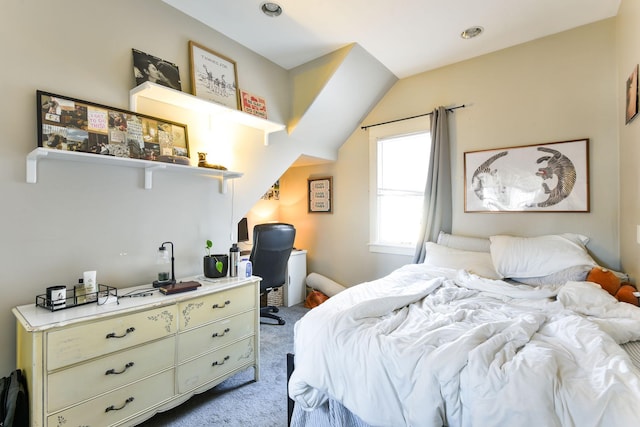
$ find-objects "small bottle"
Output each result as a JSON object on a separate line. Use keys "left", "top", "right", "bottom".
{"left": 238, "top": 258, "right": 252, "bottom": 278}
{"left": 229, "top": 243, "right": 239, "bottom": 277}
{"left": 75, "top": 278, "right": 86, "bottom": 304}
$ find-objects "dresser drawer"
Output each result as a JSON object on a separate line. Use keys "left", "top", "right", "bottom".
{"left": 47, "top": 306, "right": 177, "bottom": 370}
{"left": 178, "top": 311, "right": 255, "bottom": 362}
{"left": 47, "top": 370, "right": 174, "bottom": 427}
{"left": 177, "top": 336, "right": 256, "bottom": 393}
{"left": 48, "top": 336, "right": 175, "bottom": 412}
{"left": 178, "top": 284, "right": 256, "bottom": 330}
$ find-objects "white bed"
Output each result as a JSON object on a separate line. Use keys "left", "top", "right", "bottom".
{"left": 288, "top": 233, "right": 640, "bottom": 427}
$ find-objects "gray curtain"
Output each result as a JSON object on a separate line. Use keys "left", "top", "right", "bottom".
{"left": 413, "top": 106, "right": 452, "bottom": 263}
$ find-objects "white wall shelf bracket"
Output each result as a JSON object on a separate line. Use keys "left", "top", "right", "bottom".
{"left": 144, "top": 164, "right": 166, "bottom": 190}
{"left": 26, "top": 149, "right": 44, "bottom": 184}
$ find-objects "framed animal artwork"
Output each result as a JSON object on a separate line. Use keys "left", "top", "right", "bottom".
{"left": 464, "top": 139, "right": 589, "bottom": 212}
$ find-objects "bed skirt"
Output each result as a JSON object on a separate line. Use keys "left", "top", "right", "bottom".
{"left": 622, "top": 340, "right": 640, "bottom": 369}
{"left": 290, "top": 398, "right": 372, "bottom": 427}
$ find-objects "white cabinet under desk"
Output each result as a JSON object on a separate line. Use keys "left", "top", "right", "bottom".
{"left": 285, "top": 250, "right": 307, "bottom": 307}
{"left": 12, "top": 276, "right": 260, "bottom": 427}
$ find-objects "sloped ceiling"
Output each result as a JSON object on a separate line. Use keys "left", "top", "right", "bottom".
{"left": 288, "top": 44, "right": 397, "bottom": 164}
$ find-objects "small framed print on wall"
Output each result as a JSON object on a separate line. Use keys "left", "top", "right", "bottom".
{"left": 308, "top": 177, "right": 333, "bottom": 213}
{"left": 626, "top": 64, "right": 638, "bottom": 124}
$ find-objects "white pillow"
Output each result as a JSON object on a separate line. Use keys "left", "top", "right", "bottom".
{"left": 512, "top": 265, "right": 592, "bottom": 286}
{"left": 424, "top": 242, "right": 503, "bottom": 279}
{"left": 489, "top": 234, "right": 597, "bottom": 278}
{"left": 437, "top": 231, "right": 490, "bottom": 253}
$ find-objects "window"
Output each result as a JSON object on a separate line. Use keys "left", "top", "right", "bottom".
{"left": 369, "top": 120, "right": 431, "bottom": 255}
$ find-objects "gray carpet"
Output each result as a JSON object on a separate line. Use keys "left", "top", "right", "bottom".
{"left": 137, "top": 304, "right": 310, "bottom": 427}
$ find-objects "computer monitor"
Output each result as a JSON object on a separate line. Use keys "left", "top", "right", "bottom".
{"left": 237, "top": 217, "right": 249, "bottom": 243}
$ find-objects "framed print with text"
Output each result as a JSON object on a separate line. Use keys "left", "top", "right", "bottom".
{"left": 308, "top": 177, "right": 333, "bottom": 213}
{"left": 240, "top": 90, "right": 268, "bottom": 119}
{"left": 189, "top": 40, "right": 240, "bottom": 110}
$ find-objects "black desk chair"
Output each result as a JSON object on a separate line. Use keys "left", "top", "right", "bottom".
{"left": 250, "top": 223, "right": 296, "bottom": 325}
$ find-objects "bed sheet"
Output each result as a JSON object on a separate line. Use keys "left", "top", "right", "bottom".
{"left": 289, "top": 264, "right": 640, "bottom": 427}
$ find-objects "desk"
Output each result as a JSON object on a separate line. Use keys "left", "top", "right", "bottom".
{"left": 285, "top": 250, "right": 307, "bottom": 307}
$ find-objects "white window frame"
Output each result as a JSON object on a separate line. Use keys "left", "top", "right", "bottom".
{"left": 368, "top": 119, "right": 431, "bottom": 256}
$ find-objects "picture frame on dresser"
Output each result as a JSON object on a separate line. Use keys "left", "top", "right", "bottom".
{"left": 37, "top": 90, "right": 189, "bottom": 162}
{"left": 189, "top": 40, "right": 240, "bottom": 110}
{"left": 464, "top": 138, "right": 589, "bottom": 213}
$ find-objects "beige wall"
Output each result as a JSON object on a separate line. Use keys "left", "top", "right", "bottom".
{"left": 1, "top": 0, "right": 636, "bottom": 378}
{"left": 283, "top": 19, "right": 622, "bottom": 287}
{"left": 617, "top": 0, "right": 640, "bottom": 282}
{"left": 0, "top": 0, "right": 296, "bottom": 375}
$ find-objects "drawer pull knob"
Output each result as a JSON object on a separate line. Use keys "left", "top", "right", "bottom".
{"left": 106, "top": 327, "right": 135, "bottom": 339}
{"left": 105, "top": 362, "right": 135, "bottom": 375}
{"left": 212, "top": 300, "right": 231, "bottom": 309}
{"left": 212, "top": 328, "right": 231, "bottom": 338}
{"left": 105, "top": 396, "right": 134, "bottom": 412}
{"left": 212, "top": 355, "right": 230, "bottom": 366}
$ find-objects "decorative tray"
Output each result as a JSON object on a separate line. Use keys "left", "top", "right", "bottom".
{"left": 35, "top": 284, "right": 117, "bottom": 311}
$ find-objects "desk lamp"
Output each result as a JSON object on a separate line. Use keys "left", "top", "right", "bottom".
{"left": 153, "top": 241, "right": 176, "bottom": 288}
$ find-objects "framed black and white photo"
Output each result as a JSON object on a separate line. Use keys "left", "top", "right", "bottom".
{"left": 37, "top": 90, "right": 189, "bottom": 162}
{"left": 132, "top": 48, "right": 181, "bottom": 91}
{"left": 464, "top": 139, "right": 589, "bottom": 212}
{"left": 308, "top": 177, "right": 333, "bottom": 213}
{"left": 189, "top": 41, "right": 240, "bottom": 109}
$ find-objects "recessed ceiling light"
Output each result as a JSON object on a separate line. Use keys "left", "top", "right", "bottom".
{"left": 461, "top": 26, "right": 484, "bottom": 39}
{"left": 261, "top": 2, "right": 283, "bottom": 17}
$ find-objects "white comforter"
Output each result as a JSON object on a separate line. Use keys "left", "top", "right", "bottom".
{"left": 289, "top": 264, "right": 640, "bottom": 427}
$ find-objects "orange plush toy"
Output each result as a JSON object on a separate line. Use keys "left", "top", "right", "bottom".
{"left": 586, "top": 266, "right": 639, "bottom": 306}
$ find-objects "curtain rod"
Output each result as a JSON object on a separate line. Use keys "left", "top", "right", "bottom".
{"left": 360, "top": 104, "right": 466, "bottom": 130}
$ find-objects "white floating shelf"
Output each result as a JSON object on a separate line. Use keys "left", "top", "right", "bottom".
{"left": 129, "top": 82, "right": 285, "bottom": 145}
{"left": 26, "top": 148, "right": 242, "bottom": 193}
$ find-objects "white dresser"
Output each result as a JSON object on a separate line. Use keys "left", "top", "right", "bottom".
{"left": 12, "top": 276, "right": 260, "bottom": 427}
